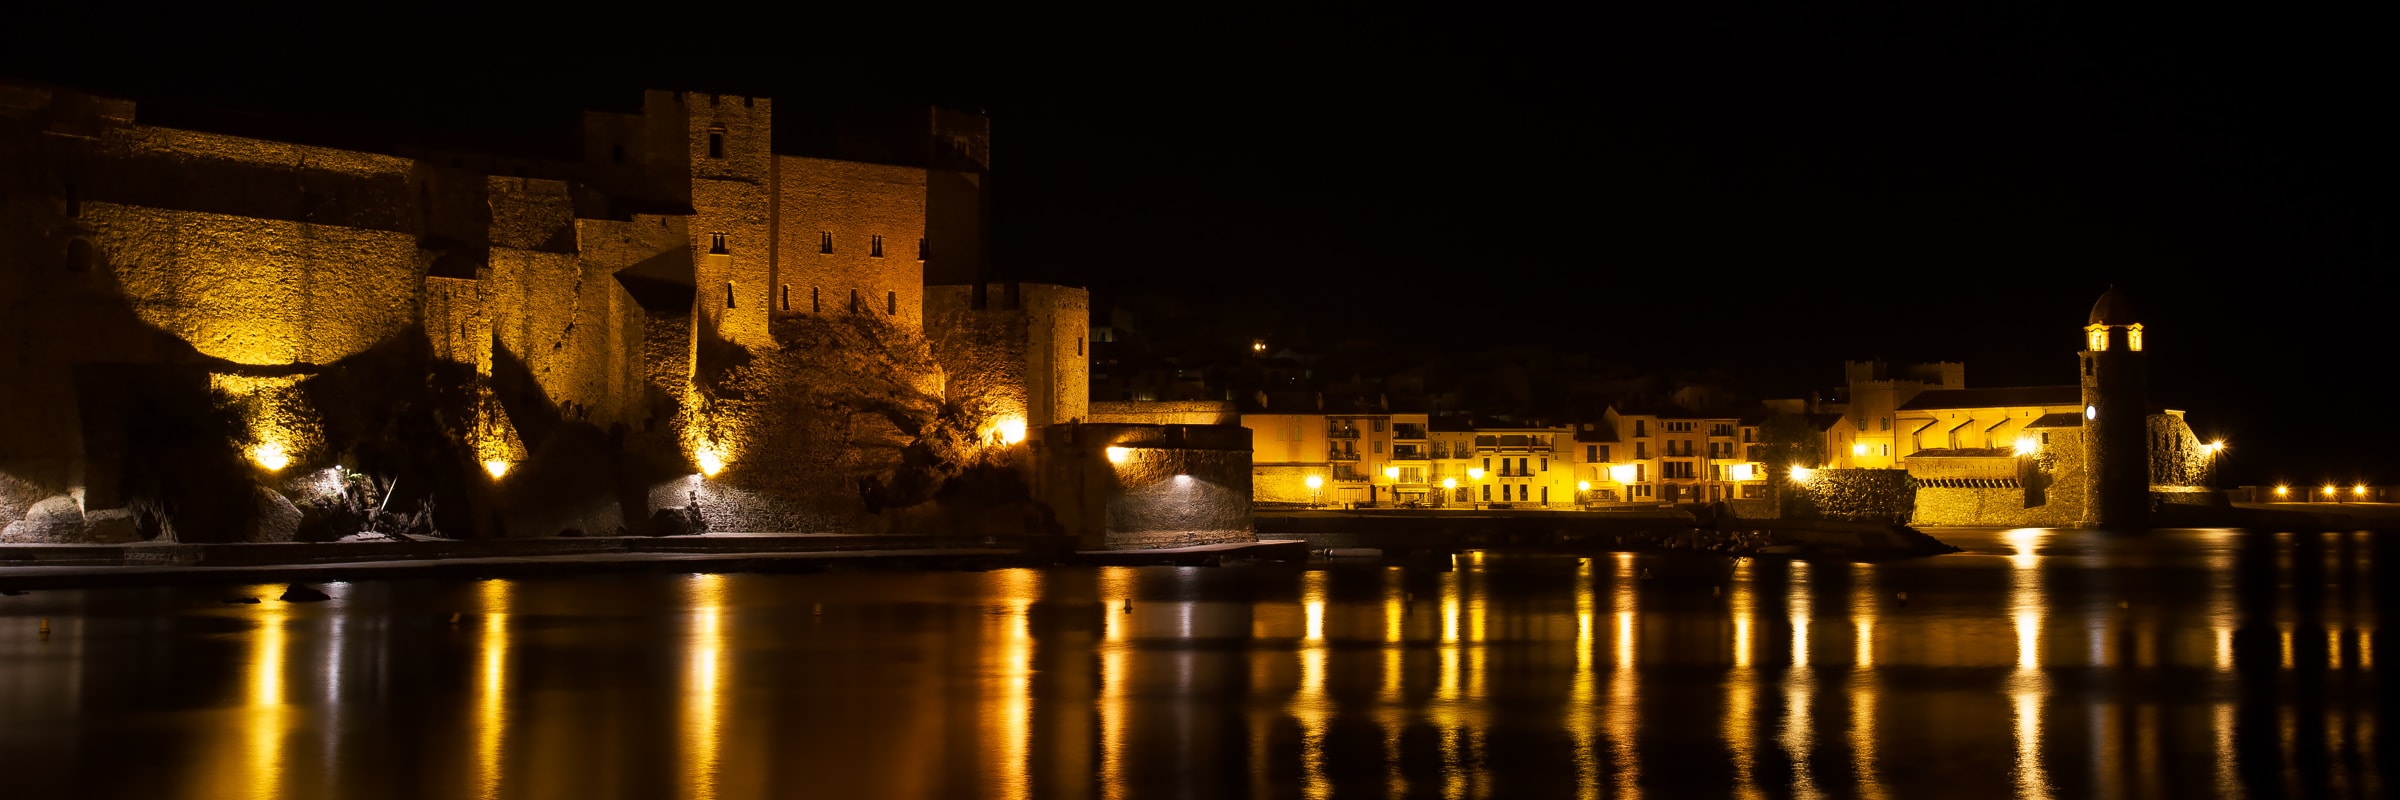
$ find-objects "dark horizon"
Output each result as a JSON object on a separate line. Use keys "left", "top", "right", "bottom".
{"left": 6, "top": 2, "right": 2386, "bottom": 487}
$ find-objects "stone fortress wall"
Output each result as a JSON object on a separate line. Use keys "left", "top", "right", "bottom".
{"left": 0, "top": 83, "right": 1095, "bottom": 542}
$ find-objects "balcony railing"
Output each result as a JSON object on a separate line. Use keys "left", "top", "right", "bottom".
{"left": 1393, "top": 426, "right": 1429, "bottom": 440}
{"left": 1328, "top": 450, "right": 1361, "bottom": 461}
{"left": 1327, "top": 428, "right": 1361, "bottom": 439}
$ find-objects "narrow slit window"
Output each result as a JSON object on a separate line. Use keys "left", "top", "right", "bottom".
{"left": 781, "top": 284, "right": 791, "bottom": 311}
{"left": 819, "top": 232, "right": 833, "bottom": 254}
{"left": 849, "top": 289, "right": 859, "bottom": 313}
{"left": 709, "top": 232, "right": 728, "bottom": 254}
{"left": 870, "top": 235, "right": 884, "bottom": 258}
{"left": 886, "top": 290, "right": 896, "bottom": 315}
{"left": 918, "top": 237, "right": 928, "bottom": 260}
{"left": 812, "top": 287, "right": 820, "bottom": 313}
{"left": 725, "top": 282, "right": 737, "bottom": 309}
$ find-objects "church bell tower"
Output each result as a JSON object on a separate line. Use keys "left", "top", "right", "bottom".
{"left": 2079, "top": 287, "right": 2150, "bottom": 529}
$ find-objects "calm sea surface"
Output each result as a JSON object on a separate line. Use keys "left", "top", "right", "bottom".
{"left": 0, "top": 529, "right": 2387, "bottom": 799}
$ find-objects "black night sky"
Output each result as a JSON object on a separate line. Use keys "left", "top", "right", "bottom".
{"left": 6, "top": 2, "right": 2389, "bottom": 487}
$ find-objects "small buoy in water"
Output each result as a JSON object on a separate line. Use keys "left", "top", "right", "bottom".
{"left": 813, "top": 603, "right": 823, "bottom": 616}
{"left": 448, "top": 612, "right": 462, "bottom": 625}
{"left": 1640, "top": 568, "right": 1653, "bottom": 580}
{"left": 1122, "top": 598, "right": 1132, "bottom": 614}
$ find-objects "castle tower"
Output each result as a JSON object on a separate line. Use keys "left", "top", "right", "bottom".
{"left": 684, "top": 92, "right": 776, "bottom": 352}
{"left": 2079, "top": 287, "right": 2150, "bottom": 528}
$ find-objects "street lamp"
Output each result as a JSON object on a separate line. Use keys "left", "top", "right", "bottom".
{"left": 1441, "top": 477, "right": 1457, "bottom": 508}
{"left": 1305, "top": 474, "right": 1323, "bottom": 508}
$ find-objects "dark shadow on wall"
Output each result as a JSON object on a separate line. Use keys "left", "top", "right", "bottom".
{"left": 292, "top": 328, "right": 481, "bottom": 540}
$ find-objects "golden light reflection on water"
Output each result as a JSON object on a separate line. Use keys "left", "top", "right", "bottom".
{"left": 2007, "top": 530, "right": 2051, "bottom": 800}
{"left": 1725, "top": 559, "right": 1760, "bottom": 800}
{"left": 985, "top": 570, "right": 1036, "bottom": 800}
{"left": 1608, "top": 552, "right": 1640, "bottom": 799}
{"left": 1098, "top": 567, "right": 1134, "bottom": 800}
{"left": 1781, "top": 560, "right": 1817, "bottom": 800}
{"left": 1571, "top": 558, "right": 1598, "bottom": 800}
{"left": 476, "top": 580, "right": 511, "bottom": 800}
{"left": 245, "top": 598, "right": 287, "bottom": 800}
{"left": 684, "top": 574, "right": 725, "bottom": 800}
{"left": 1296, "top": 567, "right": 1330, "bottom": 798}
{"left": 1848, "top": 564, "right": 1886, "bottom": 800}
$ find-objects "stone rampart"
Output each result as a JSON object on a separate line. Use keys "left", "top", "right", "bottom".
{"left": 1030, "top": 423, "right": 1254, "bottom": 550}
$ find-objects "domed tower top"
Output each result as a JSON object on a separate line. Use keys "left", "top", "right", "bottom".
{"left": 2084, "top": 286, "right": 2145, "bottom": 352}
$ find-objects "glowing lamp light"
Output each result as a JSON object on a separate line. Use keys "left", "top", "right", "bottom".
{"left": 1607, "top": 464, "right": 1637, "bottom": 485}
{"left": 2324, "top": 485, "right": 2338, "bottom": 498}
{"left": 1577, "top": 481, "right": 1592, "bottom": 492}
{"left": 2086, "top": 405, "right": 2097, "bottom": 420}
{"left": 1305, "top": 475, "right": 1324, "bottom": 490}
{"left": 483, "top": 459, "right": 511, "bottom": 479}
{"left": 1852, "top": 443, "right": 1867, "bottom": 457}
{"left": 1789, "top": 465, "right": 1816, "bottom": 483}
{"left": 2275, "top": 485, "right": 2290, "bottom": 498}
{"left": 1106, "top": 446, "right": 1131, "bottom": 464}
{"left": 1441, "top": 477, "right": 1457, "bottom": 490}
{"left": 2014, "top": 437, "right": 2038, "bottom": 456}
{"left": 1467, "top": 467, "right": 1485, "bottom": 481}
{"left": 1174, "top": 474, "right": 1192, "bottom": 484}
{"left": 253, "top": 443, "right": 289, "bottom": 472}
{"left": 2357, "top": 485, "right": 2370, "bottom": 497}
{"left": 1252, "top": 341, "right": 1266, "bottom": 352}
{"left": 996, "top": 417, "right": 1028, "bottom": 445}
{"left": 1384, "top": 466, "right": 1400, "bottom": 480}
{"left": 1730, "top": 464, "right": 1755, "bottom": 481}
{"left": 696, "top": 448, "right": 725, "bottom": 477}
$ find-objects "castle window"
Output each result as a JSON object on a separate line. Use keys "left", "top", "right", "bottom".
{"left": 850, "top": 289, "right": 860, "bottom": 313}
{"left": 812, "top": 287, "right": 820, "bottom": 313}
{"left": 708, "top": 129, "right": 726, "bottom": 159}
{"left": 2128, "top": 324, "right": 2144, "bottom": 352}
{"left": 886, "top": 291, "right": 897, "bottom": 315}
{"left": 709, "top": 233, "right": 728, "bottom": 254}
{"left": 2087, "top": 325, "right": 2109, "bottom": 352}
{"left": 918, "top": 238, "right": 928, "bottom": 260}
{"left": 725, "top": 282, "right": 737, "bottom": 309}
{"left": 781, "top": 284, "right": 791, "bottom": 311}
{"left": 820, "top": 232, "right": 833, "bottom": 254}
{"left": 870, "top": 235, "right": 884, "bottom": 258}
{"left": 1078, "top": 336, "right": 1084, "bottom": 356}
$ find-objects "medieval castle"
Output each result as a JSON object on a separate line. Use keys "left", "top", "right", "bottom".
{"left": 0, "top": 83, "right": 1140, "bottom": 544}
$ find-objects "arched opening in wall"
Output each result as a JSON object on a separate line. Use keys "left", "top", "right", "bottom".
{"left": 64, "top": 238, "right": 93, "bottom": 272}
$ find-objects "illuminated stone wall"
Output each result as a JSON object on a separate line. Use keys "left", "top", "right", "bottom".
{"left": 1252, "top": 465, "right": 1320, "bottom": 505}
{"left": 1910, "top": 426, "right": 2087, "bottom": 527}
{"left": 1029, "top": 423, "right": 1253, "bottom": 550}
{"left": 926, "top": 282, "right": 1091, "bottom": 434}
{"left": 776, "top": 156, "right": 926, "bottom": 329}
{"left": 1089, "top": 401, "right": 1237, "bottom": 426}
{"left": 687, "top": 94, "right": 775, "bottom": 353}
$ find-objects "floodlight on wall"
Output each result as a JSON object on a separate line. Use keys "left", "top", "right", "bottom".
{"left": 253, "top": 443, "right": 290, "bottom": 472}
{"left": 1852, "top": 443, "right": 1867, "bottom": 457}
{"left": 2015, "top": 437, "right": 2038, "bottom": 456}
{"left": 1730, "top": 464, "right": 1755, "bottom": 481}
{"left": 2324, "top": 485, "right": 2337, "bottom": 498}
{"left": 1607, "top": 464, "right": 1636, "bottom": 485}
{"left": 1789, "top": 466, "right": 1816, "bottom": 483}
{"left": 697, "top": 448, "right": 725, "bottom": 477}
{"left": 1385, "top": 466, "right": 1400, "bottom": 480}
{"left": 1107, "top": 446, "right": 1131, "bottom": 464}
{"left": 1441, "top": 478, "right": 1456, "bottom": 490}
{"left": 2357, "top": 485, "right": 2370, "bottom": 497}
{"left": 2274, "top": 485, "right": 2289, "bottom": 498}
{"left": 483, "top": 460, "right": 511, "bottom": 479}
{"left": 1577, "top": 481, "right": 1591, "bottom": 492}
{"left": 996, "top": 417, "right": 1028, "bottom": 445}
{"left": 1305, "top": 474, "right": 1323, "bottom": 489}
